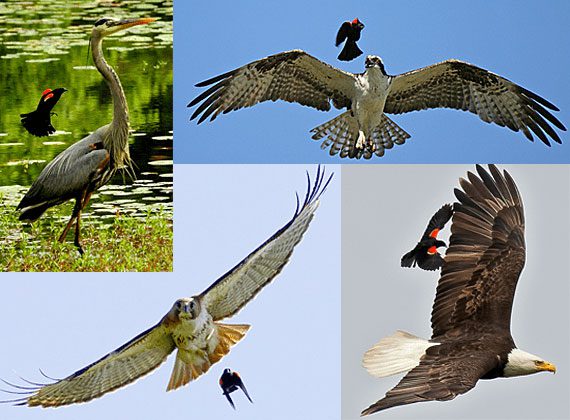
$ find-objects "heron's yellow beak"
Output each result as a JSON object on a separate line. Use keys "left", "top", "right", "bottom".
{"left": 536, "top": 361, "right": 556, "bottom": 374}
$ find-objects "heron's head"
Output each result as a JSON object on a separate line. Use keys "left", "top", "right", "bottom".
{"left": 365, "top": 55, "right": 384, "bottom": 70}
{"left": 91, "top": 17, "right": 156, "bottom": 39}
{"left": 173, "top": 297, "right": 201, "bottom": 320}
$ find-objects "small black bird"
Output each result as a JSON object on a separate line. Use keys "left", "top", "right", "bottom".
{"left": 401, "top": 204, "right": 453, "bottom": 271}
{"left": 219, "top": 368, "right": 253, "bottom": 410}
{"left": 335, "top": 18, "right": 365, "bottom": 62}
{"left": 20, "top": 87, "right": 67, "bottom": 137}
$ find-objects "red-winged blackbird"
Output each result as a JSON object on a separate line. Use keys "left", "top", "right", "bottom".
{"left": 219, "top": 368, "right": 253, "bottom": 410}
{"left": 401, "top": 204, "right": 453, "bottom": 271}
{"left": 335, "top": 18, "right": 365, "bottom": 62}
{"left": 20, "top": 87, "right": 67, "bottom": 137}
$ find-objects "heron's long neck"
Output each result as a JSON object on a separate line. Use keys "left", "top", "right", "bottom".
{"left": 91, "top": 36, "right": 131, "bottom": 169}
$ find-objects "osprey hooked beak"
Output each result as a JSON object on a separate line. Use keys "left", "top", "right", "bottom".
{"left": 365, "top": 55, "right": 384, "bottom": 71}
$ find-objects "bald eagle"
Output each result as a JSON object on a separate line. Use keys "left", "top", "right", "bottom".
{"left": 362, "top": 165, "right": 556, "bottom": 415}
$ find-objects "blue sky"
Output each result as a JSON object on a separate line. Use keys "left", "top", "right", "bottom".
{"left": 174, "top": 0, "right": 570, "bottom": 163}
{"left": 0, "top": 165, "right": 340, "bottom": 419}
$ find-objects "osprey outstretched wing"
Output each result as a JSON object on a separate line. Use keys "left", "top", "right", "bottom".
{"left": 189, "top": 52, "right": 565, "bottom": 159}
{"left": 2, "top": 167, "right": 332, "bottom": 408}
{"left": 385, "top": 60, "right": 566, "bottom": 146}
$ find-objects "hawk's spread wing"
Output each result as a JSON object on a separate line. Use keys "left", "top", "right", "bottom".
{"left": 10, "top": 322, "right": 175, "bottom": 407}
{"left": 361, "top": 340, "right": 497, "bottom": 415}
{"left": 431, "top": 165, "right": 525, "bottom": 337}
{"left": 198, "top": 166, "right": 332, "bottom": 321}
{"left": 188, "top": 50, "right": 356, "bottom": 123}
{"left": 385, "top": 60, "right": 566, "bottom": 145}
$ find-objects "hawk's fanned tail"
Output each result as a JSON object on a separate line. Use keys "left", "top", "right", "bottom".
{"left": 209, "top": 323, "right": 250, "bottom": 365}
{"left": 166, "top": 323, "right": 250, "bottom": 391}
{"left": 311, "top": 113, "right": 410, "bottom": 159}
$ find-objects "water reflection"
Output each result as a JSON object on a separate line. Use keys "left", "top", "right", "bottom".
{"left": 0, "top": 0, "right": 173, "bottom": 225}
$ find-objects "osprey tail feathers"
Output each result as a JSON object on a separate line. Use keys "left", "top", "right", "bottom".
{"left": 311, "top": 112, "right": 410, "bottom": 159}
{"left": 166, "top": 323, "right": 250, "bottom": 391}
{"left": 363, "top": 330, "right": 438, "bottom": 378}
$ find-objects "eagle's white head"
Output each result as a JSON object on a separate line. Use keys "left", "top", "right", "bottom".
{"left": 503, "top": 348, "right": 556, "bottom": 377}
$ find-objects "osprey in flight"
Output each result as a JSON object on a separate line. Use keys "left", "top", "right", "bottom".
{"left": 2, "top": 167, "right": 331, "bottom": 408}
{"left": 189, "top": 51, "right": 566, "bottom": 159}
{"left": 361, "top": 165, "right": 556, "bottom": 415}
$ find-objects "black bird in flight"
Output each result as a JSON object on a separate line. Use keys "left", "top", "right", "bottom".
{"left": 401, "top": 204, "right": 453, "bottom": 271}
{"left": 219, "top": 368, "right": 253, "bottom": 410}
{"left": 20, "top": 88, "right": 67, "bottom": 137}
{"left": 335, "top": 18, "right": 365, "bottom": 61}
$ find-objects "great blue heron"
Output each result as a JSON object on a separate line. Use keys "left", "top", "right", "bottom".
{"left": 17, "top": 17, "right": 156, "bottom": 254}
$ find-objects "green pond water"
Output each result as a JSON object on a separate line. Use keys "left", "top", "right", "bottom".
{"left": 0, "top": 0, "right": 173, "bottom": 225}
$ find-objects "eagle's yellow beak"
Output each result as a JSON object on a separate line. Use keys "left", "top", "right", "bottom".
{"left": 536, "top": 361, "right": 556, "bottom": 374}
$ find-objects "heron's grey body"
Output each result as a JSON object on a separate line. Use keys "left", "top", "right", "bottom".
{"left": 17, "top": 17, "right": 154, "bottom": 253}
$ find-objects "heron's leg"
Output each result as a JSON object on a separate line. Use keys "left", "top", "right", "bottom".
{"left": 74, "top": 211, "right": 84, "bottom": 256}
{"left": 58, "top": 198, "right": 82, "bottom": 243}
{"left": 73, "top": 189, "right": 93, "bottom": 255}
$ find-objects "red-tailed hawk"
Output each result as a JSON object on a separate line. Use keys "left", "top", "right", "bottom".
{"left": 3, "top": 167, "right": 332, "bottom": 408}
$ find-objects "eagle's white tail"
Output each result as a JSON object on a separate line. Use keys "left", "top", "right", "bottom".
{"left": 362, "top": 330, "right": 438, "bottom": 378}
{"left": 311, "top": 112, "right": 410, "bottom": 159}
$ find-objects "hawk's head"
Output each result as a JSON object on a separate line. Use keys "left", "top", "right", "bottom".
{"left": 172, "top": 297, "right": 201, "bottom": 320}
{"left": 365, "top": 55, "right": 386, "bottom": 74}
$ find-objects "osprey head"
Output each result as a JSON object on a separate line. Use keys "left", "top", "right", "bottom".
{"left": 172, "top": 297, "right": 201, "bottom": 320}
{"left": 365, "top": 55, "right": 385, "bottom": 73}
{"left": 91, "top": 17, "right": 156, "bottom": 38}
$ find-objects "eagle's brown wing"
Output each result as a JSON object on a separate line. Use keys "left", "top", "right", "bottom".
{"left": 385, "top": 60, "right": 566, "bottom": 145}
{"left": 361, "top": 339, "right": 498, "bottom": 415}
{"left": 188, "top": 50, "right": 355, "bottom": 123}
{"left": 199, "top": 166, "right": 332, "bottom": 321}
{"left": 13, "top": 322, "right": 175, "bottom": 407}
{"left": 431, "top": 164, "right": 525, "bottom": 337}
